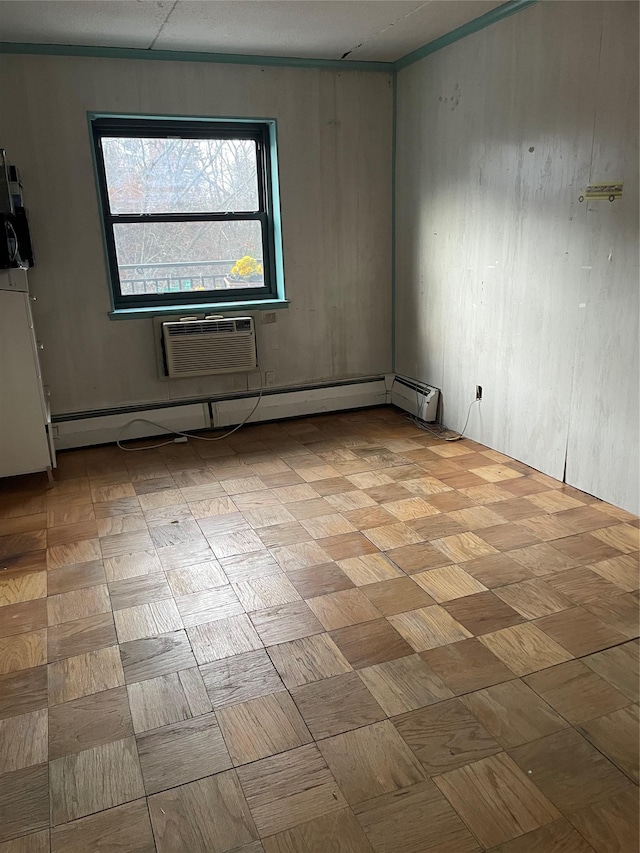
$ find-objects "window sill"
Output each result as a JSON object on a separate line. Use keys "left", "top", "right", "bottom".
{"left": 108, "top": 298, "right": 290, "bottom": 320}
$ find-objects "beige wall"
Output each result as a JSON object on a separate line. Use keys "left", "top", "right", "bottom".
{"left": 395, "top": 1, "right": 639, "bottom": 513}
{"left": 0, "top": 55, "right": 393, "bottom": 413}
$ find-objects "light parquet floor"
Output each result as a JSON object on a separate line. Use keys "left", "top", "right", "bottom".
{"left": 0, "top": 407, "right": 638, "bottom": 852}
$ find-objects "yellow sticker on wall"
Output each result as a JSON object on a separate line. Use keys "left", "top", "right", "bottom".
{"left": 579, "top": 183, "right": 623, "bottom": 203}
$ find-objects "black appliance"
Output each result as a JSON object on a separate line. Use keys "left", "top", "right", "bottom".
{"left": 0, "top": 150, "right": 34, "bottom": 269}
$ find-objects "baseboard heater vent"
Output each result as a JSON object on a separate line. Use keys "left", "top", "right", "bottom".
{"left": 392, "top": 375, "right": 440, "bottom": 422}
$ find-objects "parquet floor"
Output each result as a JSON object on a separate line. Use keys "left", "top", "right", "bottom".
{"left": 0, "top": 407, "right": 638, "bottom": 852}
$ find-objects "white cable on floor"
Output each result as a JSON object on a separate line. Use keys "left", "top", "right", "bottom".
{"left": 116, "top": 369, "right": 264, "bottom": 452}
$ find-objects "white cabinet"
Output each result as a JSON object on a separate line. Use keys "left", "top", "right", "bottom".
{"left": 0, "top": 271, "right": 56, "bottom": 478}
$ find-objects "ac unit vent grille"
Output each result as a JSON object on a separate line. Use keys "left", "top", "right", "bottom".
{"left": 162, "top": 317, "right": 256, "bottom": 378}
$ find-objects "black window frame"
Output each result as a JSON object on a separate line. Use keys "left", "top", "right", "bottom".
{"left": 91, "top": 116, "right": 279, "bottom": 310}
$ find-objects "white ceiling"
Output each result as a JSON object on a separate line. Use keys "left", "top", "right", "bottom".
{"left": 0, "top": 1, "right": 504, "bottom": 62}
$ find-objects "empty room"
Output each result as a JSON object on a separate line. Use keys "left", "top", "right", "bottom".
{"left": 0, "top": 1, "right": 638, "bottom": 851}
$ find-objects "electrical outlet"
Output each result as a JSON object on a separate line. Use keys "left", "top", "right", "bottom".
{"left": 265, "top": 370, "right": 276, "bottom": 387}
{"left": 476, "top": 385, "right": 483, "bottom": 400}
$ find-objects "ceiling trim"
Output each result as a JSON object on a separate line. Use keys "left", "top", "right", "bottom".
{"left": 0, "top": 0, "right": 538, "bottom": 73}
{"left": 395, "top": 0, "right": 539, "bottom": 70}
{"left": 0, "top": 41, "right": 394, "bottom": 72}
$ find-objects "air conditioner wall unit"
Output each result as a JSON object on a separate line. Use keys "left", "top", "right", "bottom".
{"left": 161, "top": 316, "right": 256, "bottom": 378}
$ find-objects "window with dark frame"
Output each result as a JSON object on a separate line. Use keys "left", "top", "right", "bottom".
{"left": 91, "top": 116, "right": 280, "bottom": 310}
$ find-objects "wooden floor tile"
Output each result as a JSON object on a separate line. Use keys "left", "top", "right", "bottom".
{"left": 330, "top": 618, "right": 414, "bottom": 668}
{"left": 535, "top": 606, "right": 628, "bottom": 656}
{"left": 450, "top": 553, "right": 533, "bottom": 588}
{"left": 393, "top": 695, "right": 500, "bottom": 774}
{"left": 0, "top": 830, "right": 51, "bottom": 853}
{"left": 119, "top": 630, "right": 196, "bottom": 684}
{"left": 319, "top": 720, "right": 425, "bottom": 804}
{"left": 461, "top": 679, "right": 568, "bottom": 749}
{"left": 525, "top": 659, "right": 630, "bottom": 725}
{"left": 411, "top": 567, "right": 489, "bottom": 603}
{"left": 434, "top": 752, "right": 559, "bottom": 848}
{"left": 518, "top": 514, "right": 575, "bottom": 542}
{"left": 358, "top": 653, "right": 452, "bottom": 716}
{"left": 583, "top": 641, "right": 639, "bottom": 703}
{"left": 103, "top": 550, "right": 163, "bottom": 582}
{"left": 188, "top": 614, "right": 263, "bottom": 664}
{"left": 126, "top": 672, "right": 194, "bottom": 733}
{"left": 353, "top": 779, "right": 480, "bottom": 853}
{"left": 591, "top": 523, "right": 639, "bottom": 554}
{"left": 286, "top": 497, "right": 335, "bottom": 520}
{"left": 0, "top": 572, "right": 47, "bottom": 607}
{"left": 114, "top": 599, "right": 183, "bottom": 643}
{"left": 567, "top": 787, "right": 639, "bottom": 852}
{"left": 0, "top": 666, "right": 48, "bottom": 720}
{"left": 250, "top": 601, "right": 324, "bottom": 645}
{"left": 48, "top": 612, "right": 116, "bottom": 662}
{"left": 506, "top": 542, "right": 579, "bottom": 576}
{"left": 271, "top": 541, "right": 332, "bottom": 571}
{"left": 137, "top": 713, "right": 232, "bottom": 794}
{"left": 589, "top": 553, "right": 639, "bottom": 591}
{"left": 479, "top": 623, "right": 572, "bottom": 676}
{"left": 361, "top": 523, "right": 424, "bottom": 552}
{"left": 50, "top": 736, "right": 145, "bottom": 824}
{"left": 154, "top": 538, "right": 216, "bottom": 573}
{"left": 337, "top": 553, "right": 403, "bottom": 585}
{"left": 47, "top": 560, "right": 106, "bottom": 596}
{"left": 237, "top": 743, "right": 347, "bottom": 836}
{"left": 0, "top": 631, "right": 47, "bottom": 674}
{"left": 220, "top": 550, "right": 282, "bottom": 583}
{"left": 0, "top": 709, "right": 47, "bottom": 773}
{"left": 446, "top": 506, "right": 506, "bottom": 531}
{"left": 511, "top": 728, "right": 633, "bottom": 814}
{"left": 577, "top": 704, "right": 639, "bottom": 783}
{"left": 443, "top": 591, "right": 525, "bottom": 636}
{"left": 316, "top": 532, "right": 380, "bottom": 561}
{"left": 200, "top": 649, "right": 285, "bottom": 709}
{"left": 217, "top": 691, "right": 311, "bottom": 764}
{"left": 487, "top": 818, "right": 594, "bottom": 852}
{"left": 258, "top": 521, "right": 314, "bottom": 548}
{"left": 550, "top": 534, "right": 623, "bottom": 567}
{"left": 234, "top": 574, "right": 301, "bottom": 612}
{"left": 0, "top": 764, "right": 49, "bottom": 843}
{"left": 243, "top": 505, "right": 297, "bottom": 529}
{"left": 307, "top": 588, "right": 381, "bottom": 630}
{"left": 47, "top": 584, "right": 111, "bottom": 626}
{"left": 0, "top": 599, "right": 47, "bottom": 638}
{"left": 288, "top": 562, "right": 355, "bottom": 598}
{"left": 546, "top": 566, "right": 626, "bottom": 607}
{"left": 431, "top": 532, "right": 499, "bottom": 564}
{"left": 421, "top": 638, "right": 515, "bottom": 696}
{"left": 360, "top": 577, "right": 435, "bottom": 616}
{"left": 494, "top": 578, "right": 574, "bottom": 619}
{"left": 584, "top": 592, "right": 640, "bottom": 639}
{"left": 291, "top": 671, "right": 385, "bottom": 738}
{"left": 165, "top": 560, "right": 228, "bottom": 595}
{"left": 48, "top": 645, "right": 124, "bottom": 705}
{"left": 96, "top": 511, "right": 147, "bottom": 538}
{"left": 175, "top": 586, "right": 244, "bottom": 627}
{"left": 47, "top": 519, "right": 99, "bottom": 549}
{"left": 149, "top": 768, "right": 257, "bottom": 851}
{"left": 47, "top": 539, "right": 101, "bottom": 570}
{"left": 389, "top": 606, "right": 472, "bottom": 651}
{"left": 48, "top": 686, "right": 133, "bottom": 760}
{"left": 526, "top": 490, "right": 585, "bottom": 513}
{"left": 263, "top": 808, "right": 374, "bottom": 853}
{"left": 0, "top": 530, "right": 46, "bottom": 561}
{"left": 268, "top": 633, "right": 352, "bottom": 688}
{"left": 50, "top": 799, "right": 155, "bottom": 853}
{"left": 108, "top": 573, "right": 172, "bottom": 611}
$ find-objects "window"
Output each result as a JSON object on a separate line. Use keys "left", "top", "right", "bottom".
{"left": 91, "top": 116, "right": 283, "bottom": 311}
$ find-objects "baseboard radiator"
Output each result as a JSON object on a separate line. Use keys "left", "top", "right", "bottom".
{"left": 52, "top": 377, "right": 390, "bottom": 450}
{"left": 391, "top": 375, "right": 440, "bottom": 422}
